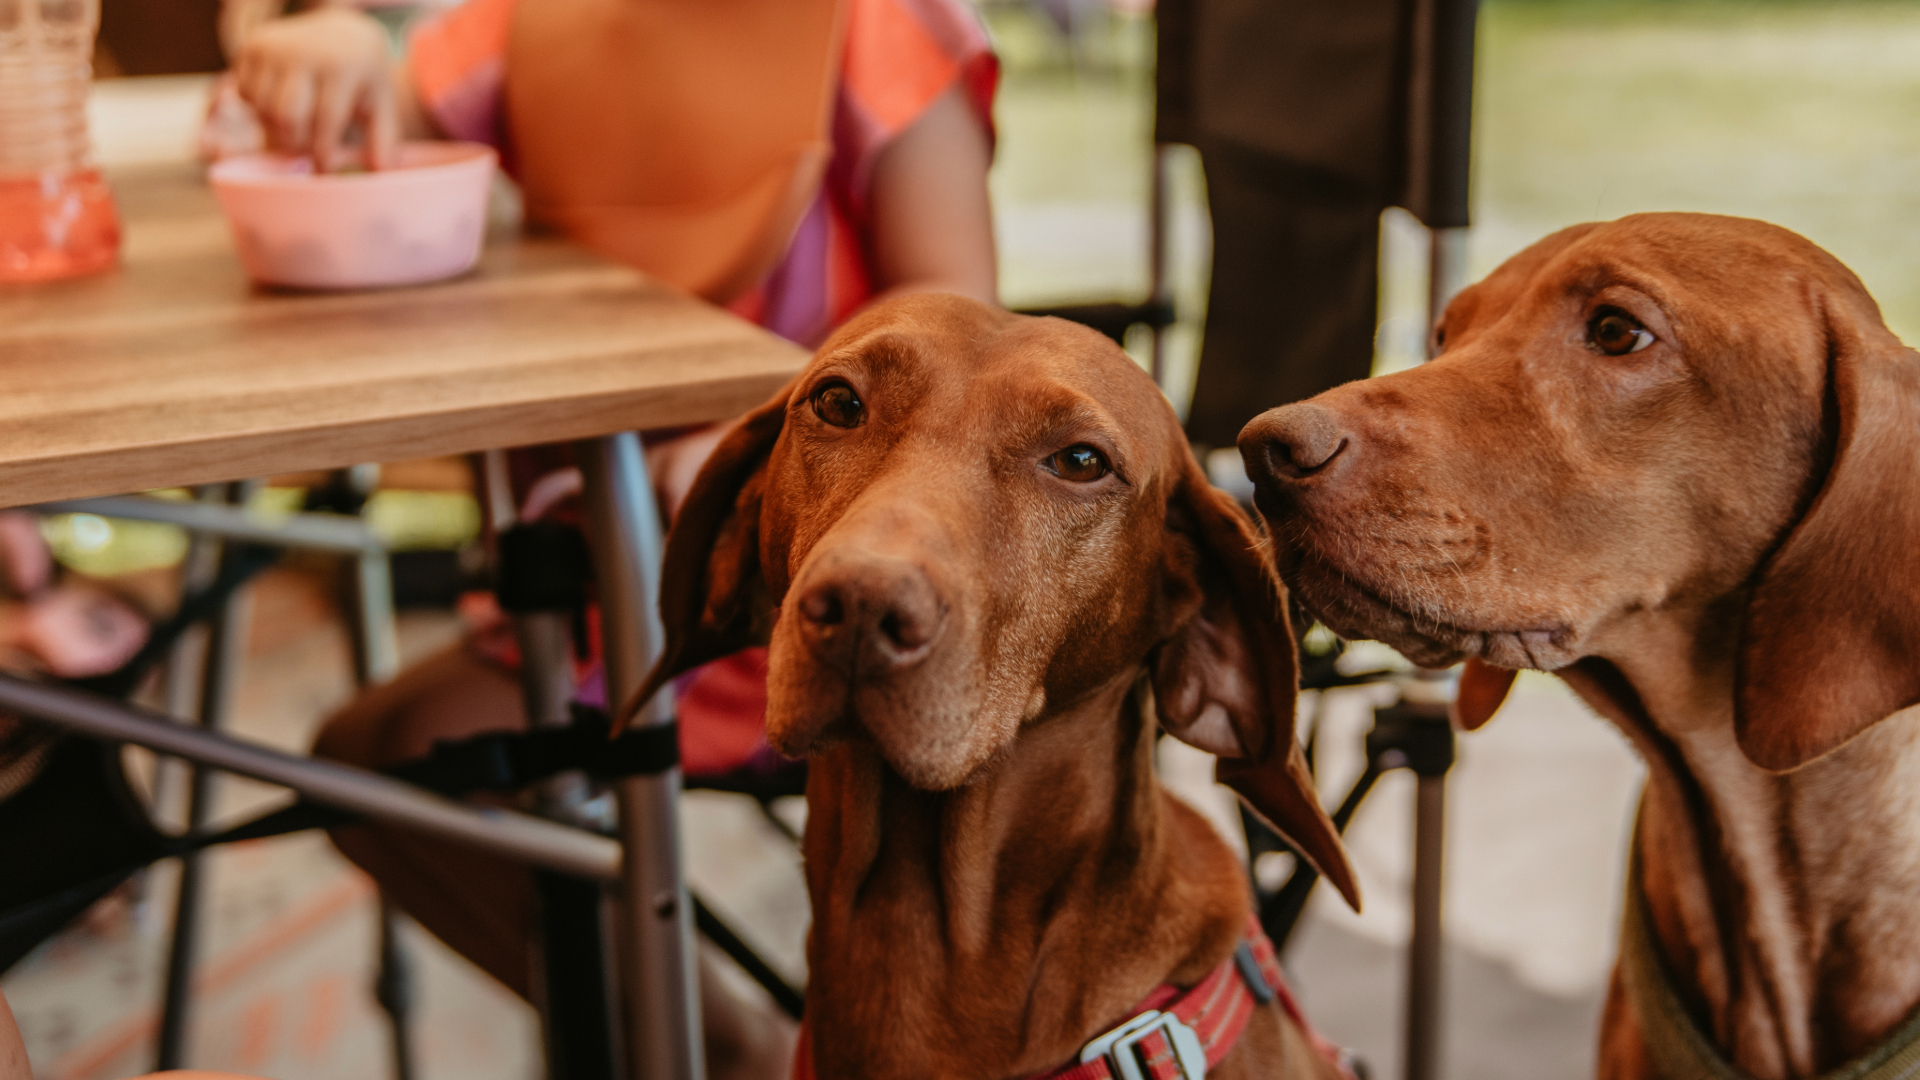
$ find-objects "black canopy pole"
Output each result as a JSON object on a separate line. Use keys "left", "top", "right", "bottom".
{"left": 1403, "top": 9, "right": 1479, "bottom": 1077}
{"left": 1407, "top": 0, "right": 1479, "bottom": 329}
{"left": 1423, "top": 0, "right": 1478, "bottom": 231}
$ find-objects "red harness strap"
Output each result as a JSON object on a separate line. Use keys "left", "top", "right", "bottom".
{"left": 790, "top": 916, "right": 1350, "bottom": 1079}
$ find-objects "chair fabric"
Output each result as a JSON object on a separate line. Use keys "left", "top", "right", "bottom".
{"left": 1181, "top": 141, "right": 1390, "bottom": 448}
{"left": 1157, "top": 0, "right": 1419, "bottom": 448}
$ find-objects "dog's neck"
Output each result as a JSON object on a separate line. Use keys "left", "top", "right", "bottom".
{"left": 1572, "top": 604, "right": 1920, "bottom": 1078}
{"left": 796, "top": 676, "right": 1252, "bottom": 1080}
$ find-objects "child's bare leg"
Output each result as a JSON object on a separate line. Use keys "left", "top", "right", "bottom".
{"left": 312, "top": 645, "right": 796, "bottom": 1078}
{"left": 314, "top": 645, "right": 538, "bottom": 993}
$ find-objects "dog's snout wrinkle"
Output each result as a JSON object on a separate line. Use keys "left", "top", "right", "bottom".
{"left": 793, "top": 550, "right": 946, "bottom": 677}
{"left": 1241, "top": 403, "right": 1350, "bottom": 482}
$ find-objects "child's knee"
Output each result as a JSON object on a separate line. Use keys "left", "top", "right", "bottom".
{"left": 313, "top": 646, "right": 524, "bottom": 767}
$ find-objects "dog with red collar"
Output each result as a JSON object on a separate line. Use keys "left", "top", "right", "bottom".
{"left": 629, "top": 295, "right": 1359, "bottom": 1079}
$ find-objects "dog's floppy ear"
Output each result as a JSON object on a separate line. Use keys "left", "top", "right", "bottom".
{"left": 1736, "top": 289, "right": 1920, "bottom": 771}
{"left": 1152, "top": 464, "right": 1360, "bottom": 910}
{"left": 619, "top": 380, "right": 796, "bottom": 729}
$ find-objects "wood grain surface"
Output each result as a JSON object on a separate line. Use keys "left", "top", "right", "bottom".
{"left": 0, "top": 164, "right": 808, "bottom": 508}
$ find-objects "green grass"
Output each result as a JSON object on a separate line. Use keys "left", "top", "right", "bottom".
{"left": 1475, "top": 0, "right": 1920, "bottom": 343}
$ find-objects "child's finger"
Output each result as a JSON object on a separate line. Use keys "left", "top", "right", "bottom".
{"left": 231, "top": 48, "right": 257, "bottom": 101}
{"left": 232, "top": 48, "right": 270, "bottom": 116}
{"left": 247, "top": 63, "right": 289, "bottom": 149}
{"left": 199, "top": 74, "right": 267, "bottom": 162}
{"left": 362, "top": 85, "right": 400, "bottom": 171}
{"left": 270, "top": 66, "right": 316, "bottom": 157}
{"left": 310, "top": 67, "right": 356, "bottom": 172}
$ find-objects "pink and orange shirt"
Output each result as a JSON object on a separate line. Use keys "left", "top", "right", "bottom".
{"left": 408, "top": 0, "right": 998, "bottom": 348}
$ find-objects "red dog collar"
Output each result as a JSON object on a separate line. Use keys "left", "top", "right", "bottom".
{"left": 791, "top": 916, "right": 1348, "bottom": 1080}
{"left": 1044, "top": 916, "right": 1295, "bottom": 1080}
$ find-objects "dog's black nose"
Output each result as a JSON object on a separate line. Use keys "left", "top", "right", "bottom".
{"left": 794, "top": 551, "right": 945, "bottom": 675}
{"left": 1239, "top": 403, "right": 1350, "bottom": 482}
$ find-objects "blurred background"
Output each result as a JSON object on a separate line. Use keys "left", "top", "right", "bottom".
{"left": 10, "top": 0, "right": 1920, "bottom": 1077}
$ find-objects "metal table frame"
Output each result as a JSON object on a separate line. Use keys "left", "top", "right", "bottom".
{"left": 7, "top": 432, "right": 702, "bottom": 1080}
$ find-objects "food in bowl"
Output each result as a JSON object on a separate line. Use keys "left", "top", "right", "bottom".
{"left": 208, "top": 142, "right": 497, "bottom": 290}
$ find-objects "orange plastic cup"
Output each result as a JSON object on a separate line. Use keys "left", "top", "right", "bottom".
{"left": 0, "top": 167, "right": 121, "bottom": 282}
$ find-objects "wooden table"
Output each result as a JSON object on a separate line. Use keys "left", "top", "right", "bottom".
{"left": 0, "top": 163, "right": 808, "bottom": 1080}
{"left": 0, "top": 163, "right": 805, "bottom": 507}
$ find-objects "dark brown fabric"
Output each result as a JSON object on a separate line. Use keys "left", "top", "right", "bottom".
{"left": 1161, "top": 0, "right": 1410, "bottom": 192}
{"left": 1183, "top": 142, "right": 1383, "bottom": 448}
{"left": 1152, "top": 0, "right": 1199, "bottom": 146}
{"left": 1160, "top": 0, "right": 1415, "bottom": 448}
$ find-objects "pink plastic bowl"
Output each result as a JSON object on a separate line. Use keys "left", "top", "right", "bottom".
{"left": 209, "top": 142, "right": 497, "bottom": 290}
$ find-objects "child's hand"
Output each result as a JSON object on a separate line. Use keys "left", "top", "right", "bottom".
{"left": 233, "top": 7, "right": 398, "bottom": 171}
{"left": 10, "top": 584, "right": 148, "bottom": 679}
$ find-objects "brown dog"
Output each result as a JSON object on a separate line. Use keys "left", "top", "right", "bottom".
{"left": 1238, "top": 213, "right": 1920, "bottom": 1079}
{"left": 629, "top": 293, "right": 1358, "bottom": 1079}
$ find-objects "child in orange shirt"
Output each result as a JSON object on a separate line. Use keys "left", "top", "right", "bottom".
{"left": 217, "top": 2, "right": 998, "bottom": 1075}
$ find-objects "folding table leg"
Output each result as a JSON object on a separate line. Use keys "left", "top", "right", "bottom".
{"left": 576, "top": 433, "right": 702, "bottom": 1080}
{"left": 476, "top": 448, "right": 619, "bottom": 1079}
{"left": 501, "top": 515, "right": 621, "bottom": 1080}
{"left": 155, "top": 480, "right": 256, "bottom": 1072}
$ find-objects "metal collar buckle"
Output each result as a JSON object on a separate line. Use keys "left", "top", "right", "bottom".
{"left": 1079, "top": 1009, "right": 1208, "bottom": 1080}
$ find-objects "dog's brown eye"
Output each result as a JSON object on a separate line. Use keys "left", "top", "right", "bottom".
{"left": 1045, "top": 444, "right": 1110, "bottom": 483}
{"left": 1589, "top": 311, "right": 1654, "bottom": 356}
{"left": 811, "top": 380, "right": 865, "bottom": 428}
